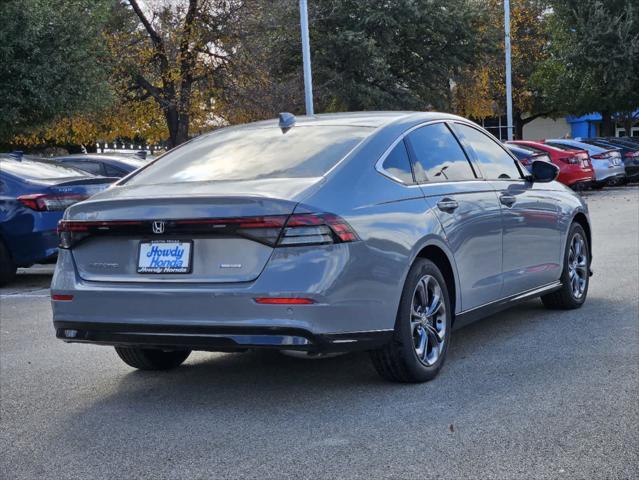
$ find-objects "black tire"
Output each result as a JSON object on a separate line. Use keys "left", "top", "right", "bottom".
{"left": 0, "top": 241, "right": 17, "bottom": 286}
{"left": 370, "top": 258, "right": 452, "bottom": 383}
{"left": 115, "top": 347, "right": 191, "bottom": 370}
{"left": 542, "top": 223, "right": 590, "bottom": 310}
{"left": 591, "top": 182, "right": 605, "bottom": 190}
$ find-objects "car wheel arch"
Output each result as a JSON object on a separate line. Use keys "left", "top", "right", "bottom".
{"left": 412, "top": 241, "right": 460, "bottom": 320}
{"left": 572, "top": 211, "right": 592, "bottom": 258}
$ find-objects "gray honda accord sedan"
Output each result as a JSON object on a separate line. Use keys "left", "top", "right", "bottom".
{"left": 51, "top": 112, "right": 591, "bottom": 382}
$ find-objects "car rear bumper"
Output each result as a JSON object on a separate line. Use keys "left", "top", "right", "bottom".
{"left": 592, "top": 163, "right": 626, "bottom": 182}
{"left": 54, "top": 321, "right": 392, "bottom": 353}
{"left": 624, "top": 165, "right": 639, "bottom": 180}
{"left": 567, "top": 179, "right": 593, "bottom": 190}
{"left": 51, "top": 244, "right": 404, "bottom": 348}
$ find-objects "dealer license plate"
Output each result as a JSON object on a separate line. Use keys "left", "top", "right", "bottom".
{"left": 137, "top": 240, "right": 192, "bottom": 274}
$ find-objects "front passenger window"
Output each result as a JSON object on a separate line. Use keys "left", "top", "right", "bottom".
{"left": 454, "top": 124, "right": 522, "bottom": 180}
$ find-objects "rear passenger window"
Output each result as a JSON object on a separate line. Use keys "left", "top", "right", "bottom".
{"left": 406, "top": 123, "right": 476, "bottom": 182}
{"left": 381, "top": 140, "right": 414, "bottom": 184}
{"left": 455, "top": 124, "right": 522, "bottom": 180}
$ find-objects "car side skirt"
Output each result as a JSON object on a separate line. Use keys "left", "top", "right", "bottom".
{"left": 453, "top": 281, "right": 562, "bottom": 330}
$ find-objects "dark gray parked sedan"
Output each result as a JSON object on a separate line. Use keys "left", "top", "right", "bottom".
{"left": 51, "top": 112, "right": 592, "bottom": 382}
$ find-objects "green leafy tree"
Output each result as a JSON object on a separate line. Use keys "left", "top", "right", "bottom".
{"left": 229, "top": 0, "right": 489, "bottom": 119}
{"left": 454, "top": 0, "right": 553, "bottom": 139}
{"left": 533, "top": 0, "right": 639, "bottom": 135}
{"left": 311, "top": 0, "right": 488, "bottom": 112}
{"left": 0, "top": 0, "right": 113, "bottom": 144}
{"left": 109, "top": 0, "right": 245, "bottom": 148}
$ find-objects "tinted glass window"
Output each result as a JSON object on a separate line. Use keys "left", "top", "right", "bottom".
{"left": 544, "top": 142, "right": 574, "bottom": 151}
{"left": 0, "top": 159, "right": 90, "bottom": 180}
{"left": 382, "top": 141, "right": 414, "bottom": 184}
{"left": 127, "top": 126, "right": 371, "bottom": 185}
{"left": 507, "top": 146, "right": 532, "bottom": 160}
{"left": 104, "top": 164, "right": 127, "bottom": 176}
{"left": 407, "top": 123, "right": 475, "bottom": 182}
{"left": 455, "top": 124, "right": 521, "bottom": 180}
{"left": 513, "top": 144, "right": 546, "bottom": 155}
{"left": 66, "top": 161, "right": 104, "bottom": 175}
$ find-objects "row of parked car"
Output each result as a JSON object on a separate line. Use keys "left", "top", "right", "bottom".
{"left": 505, "top": 136, "right": 639, "bottom": 189}
{"left": 0, "top": 152, "right": 152, "bottom": 284}
{"left": 1, "top": 134, "right": 638, "bottom": 285}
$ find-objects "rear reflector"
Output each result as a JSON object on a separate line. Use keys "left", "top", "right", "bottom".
{"left": 51, "top": 294, "right": 74, "bottom": 301}
{"left": 254, "top": 297, "right": 315, "bottom": 305}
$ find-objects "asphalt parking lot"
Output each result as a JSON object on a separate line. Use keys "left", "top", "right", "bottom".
{"left": 1, "top": 187, "right": 637, "bottom": 480}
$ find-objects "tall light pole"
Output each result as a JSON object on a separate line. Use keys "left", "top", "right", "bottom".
{"left": 299, "top": 0, "right": 314, "bottom": 116}
{"left": 504, "top": 0, "right": 514, "bottom": 140}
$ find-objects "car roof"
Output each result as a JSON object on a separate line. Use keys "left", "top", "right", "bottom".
{"left": 53, "top": 154, "right": 145, "bottom": 168}
{"left": 216, "top": 111, "right": 472, "bottom": 131}
{"left": 545, "top": 139, "right": 609, "bottom": 153}
{"left": 0, "top": 156, "right": 97, "bottom": 182}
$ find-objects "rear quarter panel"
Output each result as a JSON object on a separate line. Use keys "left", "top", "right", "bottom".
{"left": 298, "top": 126, "right": 461, "bottom": 329}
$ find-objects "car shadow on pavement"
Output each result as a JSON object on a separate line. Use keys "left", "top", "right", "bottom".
{"left": 74, "top": 296, "right": 601, "bottom": 408}
{"left": 0, "top": 273, "right": 53, "bottom": 295}
{"left": 46, "top": 295, "right": 625, "bottom": 459}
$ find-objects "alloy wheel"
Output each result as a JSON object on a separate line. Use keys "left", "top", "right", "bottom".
{"left": 568, "top": 233, "right": 588, "bottom": 299}
{"left": 410, "top": 274, "right": 447, "bottom": 366}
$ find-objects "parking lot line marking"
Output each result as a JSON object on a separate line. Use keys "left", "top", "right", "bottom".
{"left": 0, "top": 293, "right": 50, "bottom": 298}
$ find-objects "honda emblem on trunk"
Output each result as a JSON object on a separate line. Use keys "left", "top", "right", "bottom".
{"left": 152, "top": 221, "right": 165, "bottom": 234}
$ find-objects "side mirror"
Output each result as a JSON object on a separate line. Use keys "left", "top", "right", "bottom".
{"left": 530, "top": 160, "right": 559, "bottom": 183}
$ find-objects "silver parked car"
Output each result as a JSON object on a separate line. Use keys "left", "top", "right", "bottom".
{"left": 51, "top": 112, "right": 592, "bottom": 382}
{"left": 545, "top": 139, "right": 626, "bottom": 187}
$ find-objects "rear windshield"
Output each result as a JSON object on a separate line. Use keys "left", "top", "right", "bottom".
{"left": 515, "top": 144, "right": 546, "bottom": 155}
{"left": 126, "top": 125, "right": 371, "bottom": 184}
{"left": 547, "top": 141, "right": 606, "bottom": 154}
{"left": 507, "top": 145, "right": 535, "bottom": 158}
{"left": 0, "top": 158, "right": 91, "bottom": 181}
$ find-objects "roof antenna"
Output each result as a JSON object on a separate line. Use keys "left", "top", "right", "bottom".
{"left": 278, "top": 112, "right": 296, "bottom": 132}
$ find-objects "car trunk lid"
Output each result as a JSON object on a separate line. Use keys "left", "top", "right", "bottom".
{"left": 64, "top": 178, "right": 322, "bottom": 283}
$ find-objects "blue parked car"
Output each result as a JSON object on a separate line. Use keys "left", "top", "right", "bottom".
{"left": 0, "top": 154, "right": 114, "bottom": 284}
{"left": 50, "top": 154, "right": 147, "bottom": 178}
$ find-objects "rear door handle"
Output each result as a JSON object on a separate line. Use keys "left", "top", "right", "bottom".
{"left": 500, "top": 194, "right": 516, "bottom": 207}
{"left": 437, "top": 198, "right": 459, "bottom": 212}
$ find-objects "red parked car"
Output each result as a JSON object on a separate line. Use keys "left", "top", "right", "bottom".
{"left": 507, "top": 140, "right": 595, "bottom": 189}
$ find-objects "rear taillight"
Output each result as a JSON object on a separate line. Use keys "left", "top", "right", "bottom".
{"left": 559, "top": 155, "right": 581, "bottom": 164}
{"left": 591, "top": 153, "right": 607, "bottom": 160}
{"left": 280, "top": 213, "right": 359, "bottom": 245}
{"left": 624, "top": 151, "right": 639, "bottom": 158}
{"left": 18, "top": 194, "right": 87, "bottom": 212}
{"left": 57, "top": 213, "right": 359, "bottom": 249}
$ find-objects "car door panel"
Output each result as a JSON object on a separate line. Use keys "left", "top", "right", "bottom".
{"left": 404, "top": 122, "right": 504, "bottom": 311}
{"left": 490, "top": 180, "right": 562, "bottom": 296}
{"left": 451, "top": 122, "right": 562, "bottom": 298}
{"left": 422, "top": 182, "right": 503, "bottom": 310}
